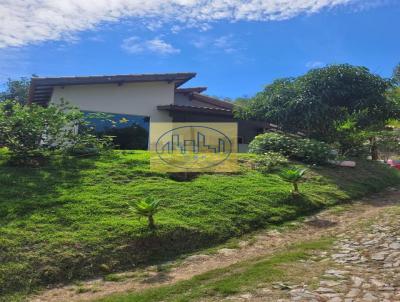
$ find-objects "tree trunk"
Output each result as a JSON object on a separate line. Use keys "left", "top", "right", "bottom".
{"left": 369, "top": 137, "right": 379, "bottom": 160}
{"left": 293, "top": 182, "right": 299, "bottom": 194}
{"left": 148, "top": 215, "right": 155, "bottom": 229}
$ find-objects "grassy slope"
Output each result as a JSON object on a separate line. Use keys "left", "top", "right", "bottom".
{"left": 0, "top": 150, "right": 399, "bottom": 299}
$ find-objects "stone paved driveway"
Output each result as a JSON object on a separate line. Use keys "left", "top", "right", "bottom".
{"left": 289, "top": 208, "right": 400, "bottom": 302}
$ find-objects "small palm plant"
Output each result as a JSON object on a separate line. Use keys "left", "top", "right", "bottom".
{"left": 279, "top": 167, "right": 308, "bottom": 194}
{"left": 131, "top": 197, "right": 160, "bottom": 229}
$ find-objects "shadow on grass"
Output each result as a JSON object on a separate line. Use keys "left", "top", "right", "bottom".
{"left": 312, "top": 160, "right": 400, "bottom": 199}
{"left": 0, "top": 155, "right": 97, "bottom": 225}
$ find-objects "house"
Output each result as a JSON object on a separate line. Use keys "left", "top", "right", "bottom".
{"left": 28, "top": 73, "right": 268, "bottom": 151}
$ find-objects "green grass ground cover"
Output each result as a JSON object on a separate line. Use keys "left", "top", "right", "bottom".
{"left": 98, "top": 238, "right": 334, "bottom": 302}
{"left": 0, "top": 150, "right": 399, "bottom": 300}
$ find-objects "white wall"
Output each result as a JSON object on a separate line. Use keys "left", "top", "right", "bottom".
{"left": 51, "top": 81, "right": 174, "bottom": 122}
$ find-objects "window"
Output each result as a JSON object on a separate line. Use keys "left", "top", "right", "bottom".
{"left": 83, "top": 111, "right": 150, "bottom": 150}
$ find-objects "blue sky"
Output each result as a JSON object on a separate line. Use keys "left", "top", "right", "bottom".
{"left": 0, "top": 0, "right": 399, "bottom": 99}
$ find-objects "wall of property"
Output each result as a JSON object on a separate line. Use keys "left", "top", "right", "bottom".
{"left": 170, "top": 112, "right": 266, "bottom": 153}
{"left": 170, "top": 112, "right": 266, "bottom": 141}
{"left": 51, "top": 81, "right": 174, "bottom": 122}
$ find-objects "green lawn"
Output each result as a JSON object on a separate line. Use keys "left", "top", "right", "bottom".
{"left": 0, "top": 150, "right": 399, "bottom": 300}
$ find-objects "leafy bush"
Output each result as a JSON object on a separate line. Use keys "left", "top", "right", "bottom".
{"left": 279, "top": 167, "right": 308, "bottom": 194}
{"left": 333, "top": 119, "right": 369, "bottom": 157}
{"left": 0, "top": 100, "right": 112, "bottom": 164}
{"left": 241, "top": 152, "right": 288, "bottom": 173}
{"left": 66, "top": 135, "right": 111, "bottom": 157}
{"left": 249, "top": 133, "right": 334, "bottom": 164}
{"left": 294, "top": 137, "right": 335, "bottom": 164}
{"left": 249, "top": 133, "right": 297, "bottom": 155}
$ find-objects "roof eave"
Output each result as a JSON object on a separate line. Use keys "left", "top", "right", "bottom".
{"left": 157, "top": 104, "right": 233, "bottom": 116}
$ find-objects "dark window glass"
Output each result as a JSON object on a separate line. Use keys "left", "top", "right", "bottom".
{"left": 83, "top": 111, "right": 149, "bottom": 150}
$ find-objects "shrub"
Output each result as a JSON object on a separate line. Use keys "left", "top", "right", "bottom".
{"left": 279, "top": 167, "right": 308, "bottom": 194}
{"left": 244, "top": 152, "right": 288, "bottom": 173}
{"left": 0, "top": 100, "right": 112, "bottom": 164}
{"left": 293, "top": 137, "right": 335, "bottom": 164}
{"left": 66, "top": 136, "right": 111, "bottom": 157}
{"left": 248, "top": 133, "right": 297, "bottom": 156}
{"left": 334, "top": 120, "right": 369, "bottom": 157}
{"left": 249, "top": 133, "right": 334, "bottom": 164}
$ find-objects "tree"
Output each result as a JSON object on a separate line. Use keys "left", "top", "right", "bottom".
{"left": 235, "top": 78, "right": 299, "bottom": 127}
{"left": 0, "top": 77, "right": 32, "bottom": 104}
{"left": 236, "top": 64, "right": 399, "bottom": 159}
{"left": 394, "top": 63, "right": 400, "bottom": 85}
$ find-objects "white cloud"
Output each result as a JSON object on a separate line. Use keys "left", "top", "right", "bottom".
{"left": 0, "top": 0, "right": 368, "bottom": 48}
{"left": 306, "top": 61, "right": 325, "bottom": 68}
{"left": 88, "top": 35, "right": 105, "bottom": 42}
{"left": 191, "top": 37, "right": 208, "bottom": 49}
{"left": 214, "top": 34, "right": 237, "bottom": 53}
{"left": 192, "top": 34, "right": 238, "bottom": 53}
{"left": 122, "top": 37, "right": 180, "bottom": 55}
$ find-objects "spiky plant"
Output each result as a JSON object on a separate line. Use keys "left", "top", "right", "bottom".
{"left": 279, "top": 167, "right": 308, "bottom": 194}
{"left": 131, "top": 197, "right": 160, "bottom": 229}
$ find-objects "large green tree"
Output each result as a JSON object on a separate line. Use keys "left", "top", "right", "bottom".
{"left": 237, "top": 65, "right": 394, "bottom": 138}
{"left": 394, "top": 63, "right": 400, "bottom": 84}
{"left": 0, "top": 77, "right": 32, "bottom": 104}
{"left": 235, "top": 65, "right": 399, "bottom": 158}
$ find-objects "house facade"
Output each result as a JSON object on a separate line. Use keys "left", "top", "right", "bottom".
{"left": 29, "top": 73, "right": 267, "bottom": 151}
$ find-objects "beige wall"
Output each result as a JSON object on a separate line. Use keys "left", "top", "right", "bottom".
{"left": 51, "top": 81, "right": 174, "bottom": 122}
